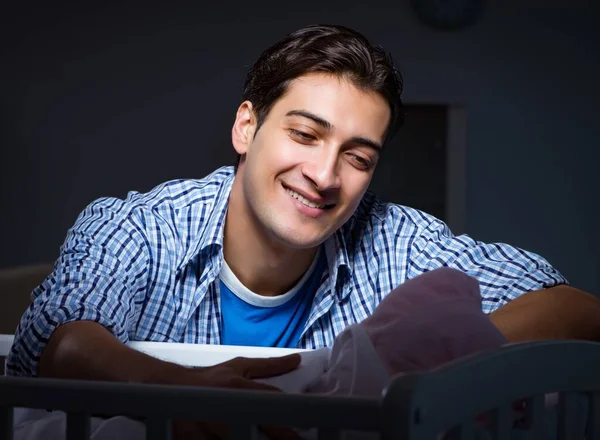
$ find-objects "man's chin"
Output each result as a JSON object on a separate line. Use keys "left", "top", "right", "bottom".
{"left": 273, "top": 230, "right": 329, "bottom": 250}
{"left": 282, "top": 238, "right": 326, "bottom": 250}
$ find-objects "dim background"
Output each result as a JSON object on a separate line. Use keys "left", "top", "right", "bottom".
{"left": 0, "top": 0, "right": 598, "bottom": 296}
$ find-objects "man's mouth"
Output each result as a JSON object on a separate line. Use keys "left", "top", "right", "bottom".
{"left": 285, "top": 188, "right": 331, "bottom": 210}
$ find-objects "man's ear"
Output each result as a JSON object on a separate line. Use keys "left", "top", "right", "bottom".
{"left": 232, "top": 101, "right": 257, "bottom": 155}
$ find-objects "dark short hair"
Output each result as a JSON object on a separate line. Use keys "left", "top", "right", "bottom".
{"left": 235, "top": 24, "right": 405, "bottom": 170}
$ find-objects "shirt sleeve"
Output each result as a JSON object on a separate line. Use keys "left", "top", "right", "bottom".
{"left": 406, "top": 217, "right": 569, "bottom": 314}
{"left": 6, "top": 197, "right": 153, "bottom": 377}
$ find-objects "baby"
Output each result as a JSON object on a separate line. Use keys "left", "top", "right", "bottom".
{"left": 255, "top": 267, "right": 509, "bottom": 440}
{"left": 263, "top": 266, "right": 507, "bottom": 398}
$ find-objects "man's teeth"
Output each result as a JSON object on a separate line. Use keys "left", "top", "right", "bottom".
{"left": 286, "top": 189, "right": 326, "bottom": 209}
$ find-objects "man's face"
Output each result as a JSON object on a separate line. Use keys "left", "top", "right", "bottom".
{"left": 231, "top": 72, "right": 391, "bottom": 250}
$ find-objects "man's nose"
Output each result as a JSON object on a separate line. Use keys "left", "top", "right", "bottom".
{"left": 301, "top": 148, "right": 341, "bottom": 191}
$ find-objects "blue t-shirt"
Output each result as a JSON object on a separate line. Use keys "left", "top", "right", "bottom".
{"left": 220, "top": 249, "right": 326, "bottom": 348}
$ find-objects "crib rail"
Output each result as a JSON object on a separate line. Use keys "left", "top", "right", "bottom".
{"left": 2, "top": 340, "right": 600, "bottom": 440}
{"left": 0, "top": 375, "right": 382, "bottom": 440}
{"left": 383, "top": 340, "right": 600, "bottom": 440}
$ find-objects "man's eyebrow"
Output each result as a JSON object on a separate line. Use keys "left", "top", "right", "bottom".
{"left": 350, "top": 136, "right": 382, "bottom": 151}
{"left": 285, "top": 109, "right": 382, "bottom": 151}
{"left": 285, "top": 110, "right": 332, "bottom": 131}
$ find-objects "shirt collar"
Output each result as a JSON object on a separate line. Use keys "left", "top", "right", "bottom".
{"left": 201, "top": 171, "right": 234, "bottom": 251}
{"left": 182, "top": 167, "right": 234, "bottom": 268}
{"left": 324, "top": 216, "right": 356, "bottom": 302}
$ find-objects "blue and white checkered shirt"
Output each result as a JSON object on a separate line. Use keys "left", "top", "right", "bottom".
{"left": 7, "top": 166, "right": 568, "bottom": 376}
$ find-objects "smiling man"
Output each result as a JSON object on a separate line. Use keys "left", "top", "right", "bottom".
{"left": 217, "top": 72, "right": 392, "bottom": 349}
{"left": 7, "top": 23, "right": 600, "bottom": 413}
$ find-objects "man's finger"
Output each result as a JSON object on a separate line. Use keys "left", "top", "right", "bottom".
{"left": 229, "top": 376, "right": 283, "bottom": 392}
{"left": 229, "top": 354, "right": 302, "bottom": 379}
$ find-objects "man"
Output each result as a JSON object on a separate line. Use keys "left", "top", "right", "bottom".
{"left": 7, "top": 22, "right": 600, "bottom": 434}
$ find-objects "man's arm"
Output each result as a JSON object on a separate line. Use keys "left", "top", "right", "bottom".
{"left": 403, "top": 216, "right": 598, "bottom": 342}
{"left": 39, "top": 320, "right": 301, "bottom": 386}
{"left": 40, "top": 320, "right": 191, "bottom": 384}
{"left": 489, "top": 285, "right": 600, "bottom": 343}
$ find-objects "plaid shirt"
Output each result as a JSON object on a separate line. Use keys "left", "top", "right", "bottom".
{"left": 7, "top": 166, "right": 568, "bottom": 376}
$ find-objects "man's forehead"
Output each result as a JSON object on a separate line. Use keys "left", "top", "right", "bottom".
{"left": 272, "top": 73, "right": 390, "bottom": 141}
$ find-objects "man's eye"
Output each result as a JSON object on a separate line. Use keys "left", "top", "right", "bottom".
{"left": 290, "top": 129, "right": 316, "bottom": 141}
{"left": 349, "top": 154, "right": 372, "bottom": 170}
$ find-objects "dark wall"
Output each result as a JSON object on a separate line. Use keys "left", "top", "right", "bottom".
{"left": 1, "top": 1, "right": 598, "bottom": 294}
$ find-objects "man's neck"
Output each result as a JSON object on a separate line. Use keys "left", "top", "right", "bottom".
{"left": 223, "top": 181, "right": 319, "bottom": 297}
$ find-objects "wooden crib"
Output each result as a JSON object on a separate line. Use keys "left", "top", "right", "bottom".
{"left": 1, "top": 336, "right": 599, "bottom": 439}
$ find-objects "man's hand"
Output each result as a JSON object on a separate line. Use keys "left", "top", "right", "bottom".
{"left": 172, "top": 355, "right": 302, "bottom": 440}
{"left": 194, "top": 354, "right": 302, "bottom": 389}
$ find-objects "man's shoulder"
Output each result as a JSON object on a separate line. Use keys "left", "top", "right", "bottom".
{"left": 349, "top": 190, "right": 441, "bottom": 234}
{"left": 78, "top": 166, "right": 234, "bottom": 241}
{"left": 123, "top": 166, "right": 234, "bottom": 213}
{"left": 72, "top": 166, "right": 234, "bottom": 266}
